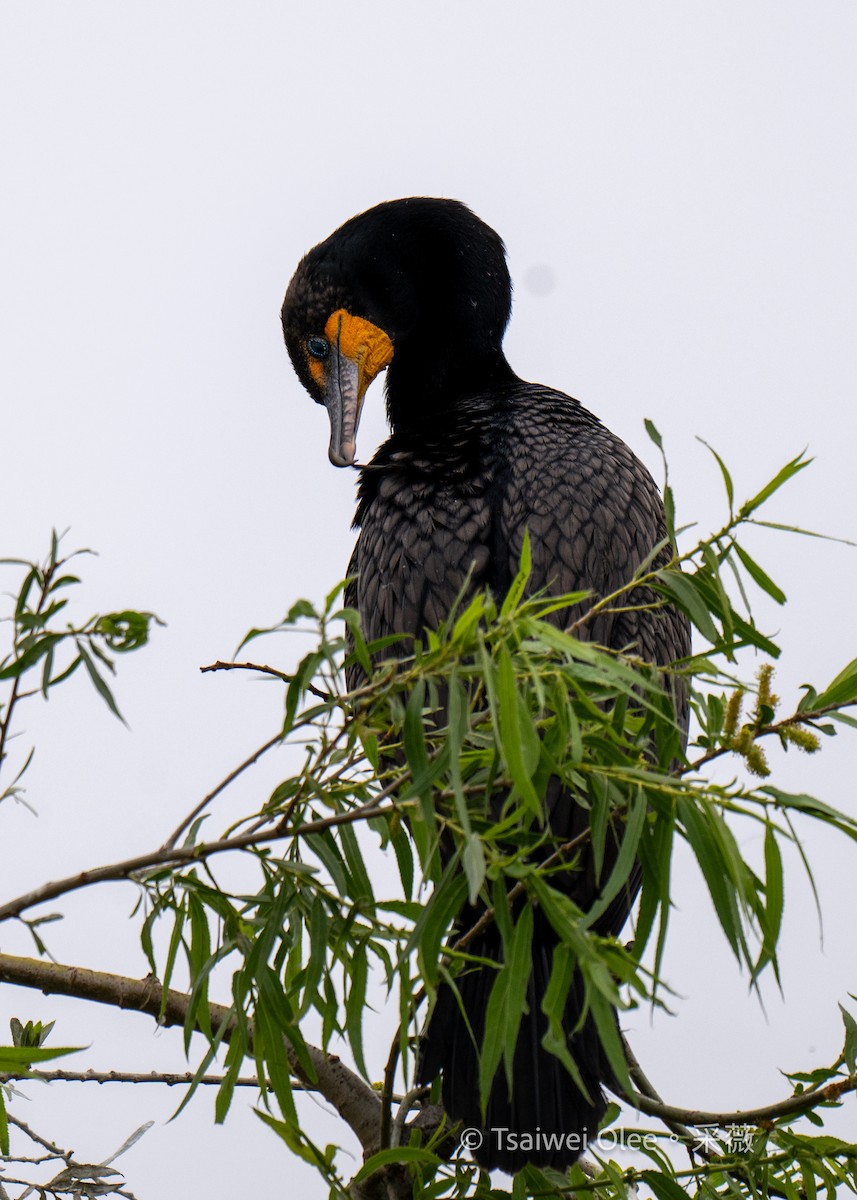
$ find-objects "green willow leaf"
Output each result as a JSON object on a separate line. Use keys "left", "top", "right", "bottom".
{"left": 77, "top": 643, "right": 125, "bottom": 722}
{"left": 678, "top": 798, "right": 743, "bottom": 960}
{"left": 655, "top": 569, "right": 720, "bottom": 644}
{"left": 812, "top": 656, "right": 857, "bottom": 710}
{"left": 839, "top": 1003, "right": 857, "bottom": 1077}
{"left": 345, "top": 945, "right": 369, "bottom": 1078}
{"left": 644, "top": 418, "right": 664, "bottom": 450}
{"left": 0, "top": 633, "right": 64, "bottom": 681}
{"left": 353, "top": 1146, "right": 444, "bottom": 1183}
{"left": 462, "top": 834, "right": 486, "bottom": 904}
{"left": 697, "top": 437, "right": 735, "bottom": 514}
{"left": 496, "top": 645, "right": 541, "bottom": 814}
{"left": 642, "top": 1169, "right": 695, "bottom": 1200}
{"left": 760, "top": 821, "right": 784, "bottom": 974}
{"left": 734, "top": 542, "right": 787, "bottom": 605}
{"left": 739, "top": 450, "right": 812, "bottom": 518}
{"left": 500, "top": 529, "right": 532, "bottom": 617}
{"left": 0, "top": 1044, "right": 82, "bottom": 1071}
{"left": 477, "top": 904, "right": 535, "bottom": 1105}
{"left": 410, "top": 865, "right": 469, "bottom": 988}
{"left": 580, "top": 789, "right": 647, "bottom": 931}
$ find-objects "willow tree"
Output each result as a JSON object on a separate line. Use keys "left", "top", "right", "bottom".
{"left": 2, "top": 439, "right": 857, "bottom": 1200}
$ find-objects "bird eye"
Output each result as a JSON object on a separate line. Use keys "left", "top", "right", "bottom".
{"left": 307, "top": 336, "right": 330, "bottom": 360}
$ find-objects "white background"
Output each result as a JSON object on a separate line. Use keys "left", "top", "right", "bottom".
{"left": 2, "top": 2, "right": 856, "bottom": 1195}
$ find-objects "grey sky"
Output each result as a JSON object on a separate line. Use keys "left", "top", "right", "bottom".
{"left": 2, "top": 2, "right": 856, "bottom": 1194}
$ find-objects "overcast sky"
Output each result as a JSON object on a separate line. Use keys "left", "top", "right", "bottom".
{"left": 2, "top": 3, "right": 856, "bottom": 1196}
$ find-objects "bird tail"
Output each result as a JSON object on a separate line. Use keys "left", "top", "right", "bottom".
{"left": 417, "top": 909, "right": 612, "bottom": 1173}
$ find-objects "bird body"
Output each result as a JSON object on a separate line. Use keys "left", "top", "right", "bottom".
{"left": 282, "top": 198, "right": 690, "bottom": 1173}
{"left": 351, "top": 382, "right": 677, "bottom": 662}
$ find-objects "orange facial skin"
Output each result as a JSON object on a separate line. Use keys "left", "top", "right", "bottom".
{"left": 309, "top": 310, "right": 394, "bottom": 466}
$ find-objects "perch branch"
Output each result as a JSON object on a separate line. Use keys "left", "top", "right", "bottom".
{"left": 0, "top": 952, "right": 381, "bottom": 1154}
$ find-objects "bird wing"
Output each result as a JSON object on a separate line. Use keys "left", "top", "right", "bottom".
{"left": 497, "top": 389, "right": 689, "bottom": 670}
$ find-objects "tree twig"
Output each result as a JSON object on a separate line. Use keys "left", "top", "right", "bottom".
{"left": 0, "top": 952, "right": 382, "bottom": 1155}
{"left": 5, "top": 1112, "right": 68, "bottom": 1157}
{"left": 0, "top": 1069, "right": 274, "bottom": 1089}
{"left": 619, "top": 1034, "right": 699, "bottom": 1150}
{"left": 0, "top": 801, "right": 400, "bottom": 924}
{"left": 681, "top": 700, "right": 852, "bottom": 775}
{"left": 0, "top": 554, "right": 60, "bottom": 772}
{"left": 199, "top": 660, "right": 331, "bottom": 704}
{"left": 624, "top": 1073, "right": 857, "bottom": 1128}
{"left": 160, "top": 730, "right": 284, "bottom": 850}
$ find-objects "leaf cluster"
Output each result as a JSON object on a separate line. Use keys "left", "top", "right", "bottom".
{"left": 0, "top": 532, "right": 161, "bottom": 815}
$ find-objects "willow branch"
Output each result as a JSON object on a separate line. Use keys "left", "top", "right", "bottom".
{"left": 620, "top": 1035, "right": 699, "bottom": 1148}
{"left": 451, "top": 826, "right": 591, "bottom": 956}
{"left": 0, "top": 556, "right": 58, "bottom": 772}
{"left": 0, "top": 952, "right": 381, "bottom": 1154}
{"left": 0, "top": 801, "right": 398, "bottom": 925}
{"left": 200, "top": 660, "right": 331, "bottom": 704}
{"left": 201, "top": 660, "right": 290, "bottom": 682}
{"left": 0, "top": 1069, "right": 274, "bottom": 1089}
{"left": 5, "top": 1112, "right": 67, "bottom": 1157}
{"left": 160, "top": 730, "right": 284, "bottom": 850}
{"left": 682, "top": 700, "right": 853, "bottom": 776}
{"left": 625, "top": 1073, "right": 857, "bottom": 1128}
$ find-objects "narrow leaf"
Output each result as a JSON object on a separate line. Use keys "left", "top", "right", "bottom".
{"left": 734, "top": 542, "right": 787, "bottom": 605}
{"left": 738, "top": 451, "right": 812, "bottom": 518}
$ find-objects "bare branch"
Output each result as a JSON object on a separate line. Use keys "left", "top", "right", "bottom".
{"left": 200, "top": 659, "right": 290, "bottom": 682}
{"left": 624, "top": 1073, "right": 857, "bottom": 1128}
{"left": 0, "top": 1069, "right": 272, "bottom": 1089}
{"left": 0, "top": 952, "right": 381, "bottom": 1154}
{"left": 200, "top": 660, "right": 331, "bottom": 702}
{"left": 160, "top": 730, "right": 284, "bottom": 850}
{"left": 620, "top": 1035, "right": 700, "bottom": 1150}
{"left": 5, "top": 1113, "right": 67, "bottom": 1157}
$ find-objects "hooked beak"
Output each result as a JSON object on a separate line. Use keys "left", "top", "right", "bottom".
{"left": 320, "top": 310, "right": 394, "bottom": 467}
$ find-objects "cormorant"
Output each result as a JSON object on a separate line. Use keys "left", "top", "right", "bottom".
{"left": 282, "top": 198, "right": 690, "bottom": 1173}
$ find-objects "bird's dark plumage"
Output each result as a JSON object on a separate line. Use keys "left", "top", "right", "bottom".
{"left": 283, "top": 198, "right": 690, "bottom": 1173}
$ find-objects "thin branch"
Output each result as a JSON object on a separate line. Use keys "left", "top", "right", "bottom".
{"left": 275, "top": 768, "right": 410, "bottom": 834}
{"left": 5, "top": 1113, "right": 67, "bottom": 1157}
{"left": 200, "top": 659, "right": 291, "bottom": 682}
{"left": 451, "top": 827, "right": 592, "bottom": 956}
{"left": 0, "top": 1069, "right": 274, "bottom": 1089}
{"left": 390, "top": 1085, "right": 429, "bottom": 1149}
{"left": 200, "top": 660, "right": 332, "bottom": 704}
{"left": 0, "top": 673, "right": 23, "bottom": 773}
{"left": 160, "top": 730, "right": 284, "bottom": 850}
{"left": 0, "top": 1069, "right": 405, "bottom": 1106}
{"left": 682, "top": 700, "right": 853, "bottom": 775}
{"left": 620, "top": 1035, "right": 698, "bottom": 1149}
{"left": 625, "top": 1072, "right": 857, "bottom": 1128}
{"left": 0, "top": 801, "right": 400, "bottom": 924}
{"left": 165, "top": 666, "right": 385, "bottom": 851}
{"left": 0, "top": 555, "right": 59, "bottom": 773}
{"left": 0, "top": 952, "right": 382, "bottom": 1154}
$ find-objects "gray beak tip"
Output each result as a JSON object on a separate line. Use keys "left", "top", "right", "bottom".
{"left": 328, "top": 441, "right": 356, "bottom": 468}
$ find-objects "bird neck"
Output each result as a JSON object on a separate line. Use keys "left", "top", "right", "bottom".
{"left": 384, "top": 344, "right": 518, "bottom": 433}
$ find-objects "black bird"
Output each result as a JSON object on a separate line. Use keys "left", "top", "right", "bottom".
{"left": 282, "top": 198, "right": 690, "bottom": 1173}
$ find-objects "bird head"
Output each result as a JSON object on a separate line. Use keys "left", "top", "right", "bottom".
{"left": 281, "top": 198, "right": 513, "bottom": 466}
